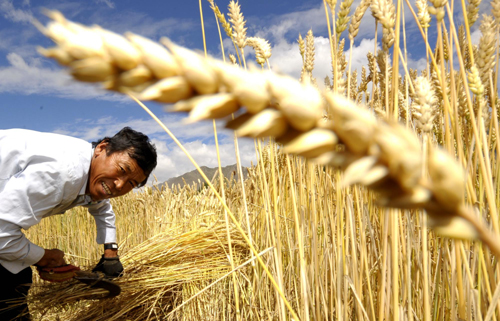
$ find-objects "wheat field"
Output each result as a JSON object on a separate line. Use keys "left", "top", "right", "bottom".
{"left": 22, "top": 0, "right": 500, "bottom": 320}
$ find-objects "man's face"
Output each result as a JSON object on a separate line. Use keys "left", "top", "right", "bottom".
{"left": 87, "top": 142, "right": 147, "bottom": 201}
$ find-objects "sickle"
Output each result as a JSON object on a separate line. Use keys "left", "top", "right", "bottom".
{"left": 74, "top": 270, "right": 122, "bottom": 298}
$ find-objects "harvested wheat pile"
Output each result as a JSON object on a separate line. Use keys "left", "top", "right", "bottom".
{"left": 28, "top": 225, "right": 249, "bottom": 321}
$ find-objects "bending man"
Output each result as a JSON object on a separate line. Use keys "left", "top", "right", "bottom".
{"left": 0, "top": 127, "right": 157, "bottom": 320}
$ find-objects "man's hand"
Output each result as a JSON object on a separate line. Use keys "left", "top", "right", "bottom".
{"left": 92, "top": 251, "right": 124, "bottom": 278}
{"left": 35, "top": 249, "right": 66, "bottom": 268}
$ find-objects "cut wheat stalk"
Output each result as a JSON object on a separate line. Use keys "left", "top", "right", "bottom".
{"left": 34, "top": 11, "right": 500, "bottom": 260}
{"left": 28, "top": 225, "right": 248, "bottom": 321}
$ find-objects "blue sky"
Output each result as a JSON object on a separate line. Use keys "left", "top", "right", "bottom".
{"left": 0, "top": 0, "right": 492, "bottom": 184}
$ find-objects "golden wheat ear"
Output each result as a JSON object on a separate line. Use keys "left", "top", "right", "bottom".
{"left": 35, "top": 11, "right": 500, "bottom": 257}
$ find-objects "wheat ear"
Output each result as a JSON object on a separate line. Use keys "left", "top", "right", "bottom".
{"left": 336, "top": 0, "right": 355, "bottom": 37}
{"left": 208, "top": 0, "right": 233, "bottom": 40}
{"left": 227, "top": 0, "right": 247, "bottom": 49}
{"left": 245, "top": 37, "right": 272, "bottom": 67}
{"left": 416, "top": 0, "right": 431, "bottom": 29}
{"left": 477, "top": 15, "right": 497, "bottom": 87}
{"left": 493, "top": 0, "right": 500, "bottom": 20}
{"left": 412, "top": 76, "right": 437, "bottom": 133}
{"left": 35, "top": 11, "right": 500, "bottom": 258}
{"left": 427, "top": 0, "right": 447, "bottom": 22}
{"left": 348, "top": 0, "right": 371, "bottom": 40}
{"left": 466, "top": 0, "right": 482, "bottom": 26}
{"left": 304, "top": 29, "right": 315, "bottom": 77}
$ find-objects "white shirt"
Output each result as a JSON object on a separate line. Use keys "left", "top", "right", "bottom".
{"left": 0, "top": 129, "right": 117, "bottom": 274}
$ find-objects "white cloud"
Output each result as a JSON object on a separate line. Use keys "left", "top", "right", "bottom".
{"left": 0, "top": 0, "right": 33, "bottom": 23}
{"left": 470, "top": 27, "right": 481, "bottom": 45}
{"left": 249, "top": 4, "right": 327, "bottom": 42}
{"left": 0, "top": 52, "right": 126, "bottom": 101}
{"left": 406, "top": 56, "right": 428, "bottom": 73}
{"left": 268, "top": 39, "right": 302, "bottom": 77}
{"left": 95, "top": 0, "right": 115, "bottom": 9}
{"left": 345, "top": 38, "right": 378, "bottom": 73}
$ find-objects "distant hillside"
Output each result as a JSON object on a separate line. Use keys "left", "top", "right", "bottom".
{"left": 158, "top": 164, "right": 248, "bottom": 189}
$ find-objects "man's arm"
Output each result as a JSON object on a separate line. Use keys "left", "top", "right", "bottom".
{"left": 86, "top": 201, "right": 123, "bottom": 277}
{"left": 0, "top": 223, "right": 65, "bottom": 273}
{"left": 85, "top": 200, "right": 117, "bottom": 246}
{"left": 0, "top": 161, "right": 67, "bottom": 273}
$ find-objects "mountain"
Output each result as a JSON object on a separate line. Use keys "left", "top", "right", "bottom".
{"left": 158, "top": 164, "right": 248, "bottom": 189}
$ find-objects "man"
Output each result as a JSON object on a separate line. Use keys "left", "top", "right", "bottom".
{"left": 0, "top": 127, "right": 157, "bottom": 320}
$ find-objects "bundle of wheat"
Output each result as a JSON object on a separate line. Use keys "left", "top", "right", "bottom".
{"left": 27, "top": 225, "right": 249, "bottom": 321}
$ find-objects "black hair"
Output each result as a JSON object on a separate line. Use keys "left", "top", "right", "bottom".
{"left": 92, "top": 127, "right": 157, "bottom": 187}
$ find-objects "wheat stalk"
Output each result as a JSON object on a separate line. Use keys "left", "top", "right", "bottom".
{"left": 34, "top": 11, "right": 500, "bottom": 257}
